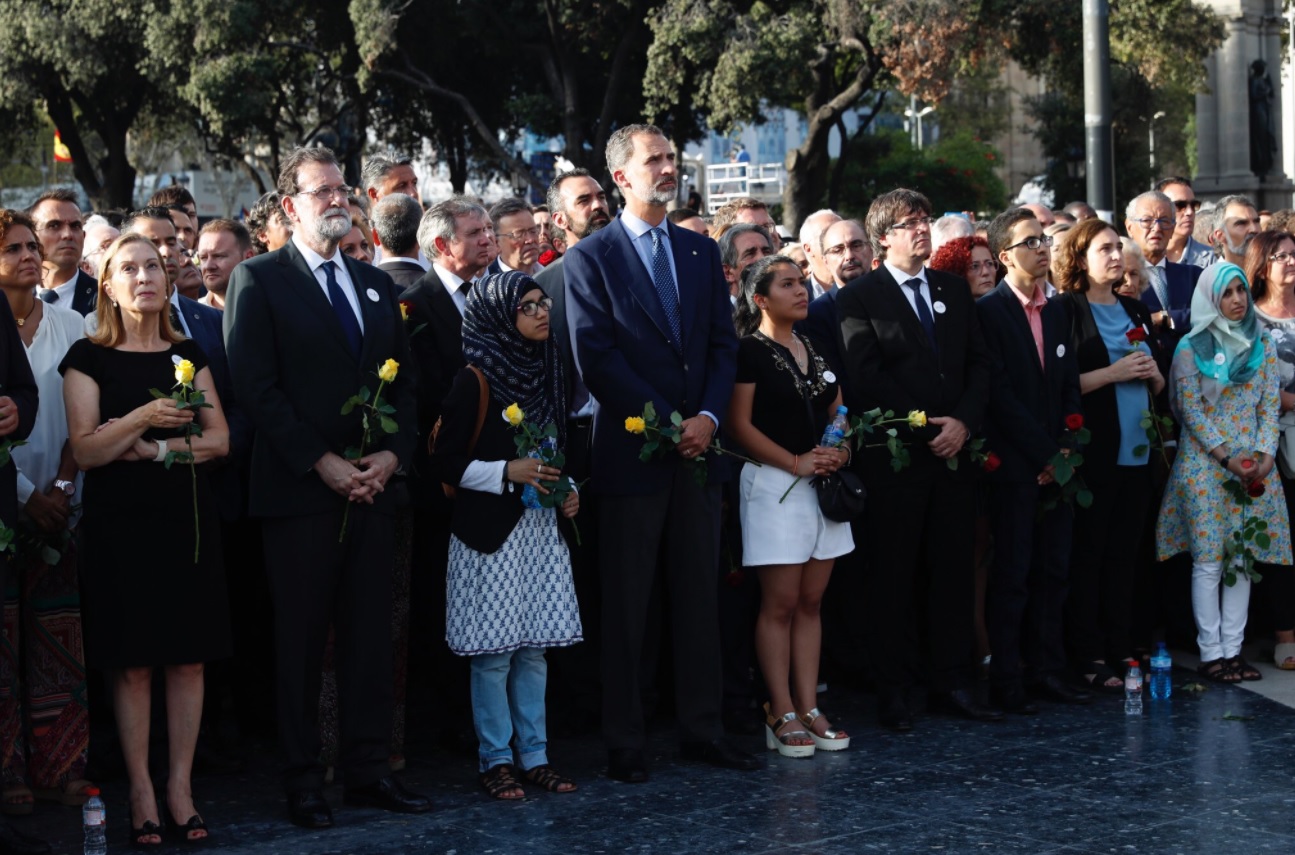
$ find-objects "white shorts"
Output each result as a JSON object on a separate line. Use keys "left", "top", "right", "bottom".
{"left": 738, "top": 462, "right": 855, "bottom": 567}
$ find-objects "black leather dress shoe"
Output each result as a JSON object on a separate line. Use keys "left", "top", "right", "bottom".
{"left": 0, "top": 821, "right": 51, "bottom": 855}
{"left": 877, "top": 691, "right": 914, "bottom": 732}
{"left": 930, "top": 688, "right": 1005, "bottom": 722}
{"left": 679, "top": 738, "right": 764, "bottom": 771}
{"left": 1030, "top": 674, "right": 1094, "bottom": 705}
{"left": 607, "top": 749, "right": 649, "bottom": 783}
{"left": 344, "top": 776, "right": 431, "bottom": 813}
{"left": 991, "top": 684, "right": 1039, "bottom": 716}
{"left": 287, "top": 790, "right": 333, "bottom": 829}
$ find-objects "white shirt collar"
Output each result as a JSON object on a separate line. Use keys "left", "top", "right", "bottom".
{"left": 292, "top": 233, "right": 344, "bottom": 273}
{"left": 884, "top": 260, "right": 927, "bottom": 288}
{"left": 620, "top": 209, "right": 667, "bottom": 239}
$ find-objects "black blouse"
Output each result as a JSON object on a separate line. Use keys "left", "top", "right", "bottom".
{"left": 736, "top": 332, "right": 839, "bottom": 455}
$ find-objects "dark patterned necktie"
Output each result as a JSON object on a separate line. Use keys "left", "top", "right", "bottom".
{"left": 324, "top": 261, "right": 362, "bottom": 358}
{"left": 649, "top": 228, "right": 682, "bottom": 344}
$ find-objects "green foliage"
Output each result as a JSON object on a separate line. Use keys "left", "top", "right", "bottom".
{"left": 1221, "top": 477, "right": 1268, "bottom": 587}
{"left": 835, "top": 130, "right": 1008, "bottom": 219}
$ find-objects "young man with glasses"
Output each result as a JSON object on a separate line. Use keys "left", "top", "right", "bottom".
{"left": 1155, "top": 177, "right": 1215, "bottom": 268}
{"left": 837, "top": 188, "right": 998, "bottom": 732}
{"left": 28, "top": 188, "right": 96, "bottom": 315}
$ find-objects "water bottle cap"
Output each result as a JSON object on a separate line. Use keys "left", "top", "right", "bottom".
{"left": 837, "top": 406, "right": 848, "bottom": 414}
{"left": 85, "top": 786, "right": 100, "bottom": 796}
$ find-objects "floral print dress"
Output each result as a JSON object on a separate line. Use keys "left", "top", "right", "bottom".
{"left": 1156, "top": 337, "right": 1293, "bottom": 564}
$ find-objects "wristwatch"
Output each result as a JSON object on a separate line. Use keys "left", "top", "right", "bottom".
{"left": 53, "top": 479, "right": 75, "bottom": 497}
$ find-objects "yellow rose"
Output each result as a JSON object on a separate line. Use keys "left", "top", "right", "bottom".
{"left": 503, "top": 403, "right": 525, "bottom": 426}
{"left": 378, "top": 358, "right": 399, "bottom": 383}
{"left": 625, "top": 416, "right": 646, "bottom": 434}
{"left": 399, "top": 302, "right": 410, "bottom": 321}
{"left": 907, "top": 410, "right": 927, "bottom": 428}
{"left": 174, "top": 359, "right": 195, "bottom": 385}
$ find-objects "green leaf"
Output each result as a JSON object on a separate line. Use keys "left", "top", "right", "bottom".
{"left": 378, "top": 403, "right": 397, "bottom": 414}
{"left": 643, "top": 401, "right": 657, "bottom": 424}
{"left": 1076, "top": 489, "right": 1094, "bottom": 508}
{"left": 1256, "top": 533, "right": 1272, "bottom": 549}
{"left": 341, "top": 398, "right": 359, "bottom": 415}
{"left": 149, "top": 388, "right": 169, "bottom": 400}
{"left": 670, "top": 410, "right": 684, "bottom": 427}
{"left": 542, "top": 422, "right": 559, "bottom": 438}
{"left": 946, "top": 456, "right": 959, "bottom": 471}
{"left": 39, "top": 545, "right": 61, "bottom": 565}
{"left": 344, "top": 446, "right": 362, "bottom": 460}
{"left": 1139, "top": 417, "right": 1153, "bottom": 429}
{"left": 1132, "top": 444, "right": 1149, "bottom": 457}
{"left": 359, "top": 386, "right": 372, "bottom": 403}
{"left": 379, "top": 416, "right": 398, "bottom": 434}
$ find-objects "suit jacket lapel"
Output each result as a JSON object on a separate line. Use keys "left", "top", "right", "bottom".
{"left": 608, "top": 219, "right": 679, "bottom": 353}
{"left": 345, "top": 257, "right": 384, "bottom": 369}
{"left": 994, "top": 281, "right": 1044, "bottom": 377}
{"left": 278, "top": 241, "right": 358, "bottom": 362}
{"left": 667, "top": 223, "right": 701, "bottom": 348}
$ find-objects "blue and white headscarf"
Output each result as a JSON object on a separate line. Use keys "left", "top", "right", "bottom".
{"left": 461, "top": 270, "right": 567, "bottom": 447}
{"left": 1170, "top": 261, "right": 1265, "bottom": 415}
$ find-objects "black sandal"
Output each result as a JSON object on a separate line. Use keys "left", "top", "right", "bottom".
{"left": 1228, "top": 655, "right": 1263, "bottom": 682}
{"left": 479, "top": 763, "right": 524, "bottom": 800}
{"left": 1198, "top": 658, "right": 1241, "bottom": 684}
{"left": 522, "top": 764, "right": 577, "bottom": 793}
{"left": 166, "top": 808, "right": 210, "bottom": 843}
{"left": 1080, "top": 661, "right": 1125, "bottom": 695}
{"left": 129, "top": 820, "right": 163, "bottom": 848}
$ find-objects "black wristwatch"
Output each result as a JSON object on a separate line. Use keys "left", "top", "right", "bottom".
{"left": 1220, "top": 455, "right": 1231, "bottom": 470}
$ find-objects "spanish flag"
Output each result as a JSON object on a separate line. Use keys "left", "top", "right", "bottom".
{"left": 53, "top": 132, "right": 72, "bottom": 163}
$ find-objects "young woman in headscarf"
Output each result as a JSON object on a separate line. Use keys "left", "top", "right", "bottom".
{"left": 432, "top": 270, "right": 582, "bottom": 800}
{"left": 1157, "top": 261, "right": 1291, "bottom": 683}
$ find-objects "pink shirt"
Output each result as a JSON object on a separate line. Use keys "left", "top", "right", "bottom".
{"left": 1008, "top": 281, "right": 1048, "bottom": 368}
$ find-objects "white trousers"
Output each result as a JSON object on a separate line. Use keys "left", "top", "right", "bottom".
{"left": 1191, "top": 559, "right": 1251, "bottom": 662}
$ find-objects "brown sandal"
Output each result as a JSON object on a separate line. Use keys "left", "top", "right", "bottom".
{"left": 1229, "top": 655, "right": 1263, "bottom": 682}
{"left": 1198, "top": 658, "right": 1241, "bottom": 684}
{"left": 522, "top": 764, "right": 577, "bottom": 793}
{"left": 479, "top": 763, "right": 524, "bottom": 800}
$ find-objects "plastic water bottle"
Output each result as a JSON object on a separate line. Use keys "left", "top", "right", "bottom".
{"left": 1150, "top": 642, "right": 1173, "bottom": 700}
{"left": 83, "top": 786, "right": 107, "bottom": 855}
{"left": 821, "top": 406, "right": 849, "bottom": 447}
{"left": 1124, "top": 660, "right": 1143, "bottom": 716}
{"left": 521, "top": 438, "right": 556, "bottom": 510}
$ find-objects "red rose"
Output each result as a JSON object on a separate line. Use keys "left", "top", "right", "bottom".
{"left": 1064, "top": 414, "right": 1084, "bottom": 431}
{"left": 982, "top": 451, "right": 1002, "bottom": 473}
{"left": 1241, "top": 459, "right": 1254, "bottom": 470}
{"left": 538, "top": 249, "right": 558, "bottom": 267}
{"left": 1126, "top": 327, "right": 1148, "bottom": 344}
{"left": 1247, "top": 480, "right": 1265, "bottom": 499}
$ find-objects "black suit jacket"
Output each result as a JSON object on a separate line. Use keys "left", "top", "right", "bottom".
{"left": 1054, "top": 291, "right": 1159, "bottom": 474}
{"left": 976, "top": 281, "right": 1082, "bottom": 483}
{"left": 1140, "top": 259, "right": 1201, "bottom": 373}
{"left": 535, "top": 257, "right": 584, "bottom": 412}
{"left": 796, "top": 287, "right": 857, "bottom": 409}
{"left": 223, "top": 240, "right": 416, "bottom": 518}
{"left": 71, "top": 270, "right": 97, "bottom": 316}
{"left": 838, "top": 265, "right": 990, "bottom": 479}
{"left": 378, "top": 258, "right": 426, "bottom": 291}
{"left": 399, "top": 268, "right": 466, "bottom": 498}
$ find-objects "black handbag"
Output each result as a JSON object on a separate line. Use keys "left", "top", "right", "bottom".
{"left": 792, "top": 344, "right": 866, "bottom": 522}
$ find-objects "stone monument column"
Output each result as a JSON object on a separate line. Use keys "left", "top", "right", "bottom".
{"left": 1194, "top": 0, "right": 1293, "bottom": 209}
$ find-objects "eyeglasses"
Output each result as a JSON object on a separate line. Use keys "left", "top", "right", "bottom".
{"left": 1003, "top": 235, "right": 1054, "bottom": 252}
{"left": 1271, "top": 251, "right": 1295, "bottom": 264}
{"left": 888, "top": 216, "right": 935, "bottom": 232}
{"left": 1130, "top": 217, "right": 1174, "bottom": 231}
{"left": 823, "top": 239, "right": 867, "bottom": 257}
{"left": 35, "top": 219, "right": 83, "bottom": 234}
{"left": 296, "top": 184, "right": 352, "bottom": 202}
{"left": 1173, "top": 199, "right": 1203, "bottom": 212}
{"left": 517, "top": 297, "right": 553, "bottom": 317}
{"left": 968, "top": 260, "right": 997, "bottom": 273}
{"left": 498, "top": 226, "right": 541, "bottom": 242}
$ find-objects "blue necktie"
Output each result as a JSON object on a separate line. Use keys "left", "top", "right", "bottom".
{"left": 40, "top": 290, "right": 58, "bottom": 304}
{"left": 905, "top": 278, "right": 938, "bottom": 354}
{"left": 323, "top": 261, "right": 362, "bottom": 358}
{"left": 649, "top": 228, "right": 682, "bottom": 345}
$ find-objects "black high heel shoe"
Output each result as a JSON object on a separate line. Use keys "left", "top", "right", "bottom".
{"left": 128, "top": 819, "right": 163, "bottom": 848}
{"left": 165, "top": 808, "right": 210, "bottom": 844}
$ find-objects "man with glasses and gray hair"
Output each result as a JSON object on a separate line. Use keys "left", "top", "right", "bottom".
{"left": 28, "top": 188, "right": 96, "bottom": 315}
{"left": 224, "top": 145, "right": 427, "bottom": 830}
{"left": 486, "top": 197, "right": 543, "bottom": 277}
{"left": 838, "top": 188, "right": 998, "bottom": 731}
{"left": 1125, "top": 189, "right": 1201, "bottom": 355}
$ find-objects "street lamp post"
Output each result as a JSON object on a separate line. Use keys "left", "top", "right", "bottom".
{"left": 904, "top": 95, "right": 936, "bottom": 150}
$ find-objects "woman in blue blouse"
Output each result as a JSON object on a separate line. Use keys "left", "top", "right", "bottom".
{"left": 1053, "top": 219, "right": 1166, "bottom": 693}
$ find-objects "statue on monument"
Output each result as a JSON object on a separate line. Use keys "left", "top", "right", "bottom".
{"left": 1250, "top": 59, "right": 1276, "bottom": 179}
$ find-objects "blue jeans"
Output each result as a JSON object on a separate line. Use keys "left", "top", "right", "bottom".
{"left": 469, "top": 647, "right": 549, "bottom": 773}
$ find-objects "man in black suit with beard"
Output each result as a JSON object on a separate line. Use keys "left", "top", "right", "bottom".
{"left": 224, "top": 145, "right": 427, "bottom": 829}
{"left": 837, "top": 188, "right": 999, "bottom": 732}
{"left": 398, "top": 197, "right": 494, "bottom": 749}
{"left": 372, "top": 193, "right": 427, "bottom": 291}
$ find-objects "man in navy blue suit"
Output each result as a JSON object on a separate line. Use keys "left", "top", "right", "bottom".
{"left": 1125, "top": 190, "right": 1201, "bottom": 364}
{"left": 979, "top": 209, "right": 1091, "bottom": 714}
{"left": 564, "top": 123, "right": 757, "bottom": 782}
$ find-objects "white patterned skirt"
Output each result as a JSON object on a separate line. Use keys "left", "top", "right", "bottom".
{"left": 739, "top": 462, "right": 855, "bottom": 567}
{"left": 446, "top": 507, "right": 584, "bottom": 656}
